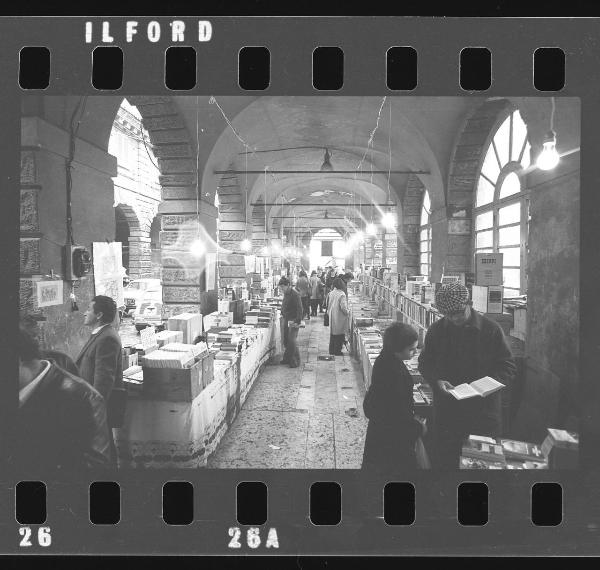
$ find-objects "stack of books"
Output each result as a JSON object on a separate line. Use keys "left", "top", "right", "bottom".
{"left": 541, "top": 428, "right": 579, "bottom": 468}
{"left": 123, "top": 365, "right": 142, "bottom": 378}
{"left": 214, "top": 351, "right": 239, "bottom": 362}
{"left": 161, "top": 342, "right": 207, "bottom": 358}
{"left": 154, "top": 330, "right": 184, "bottom": 347}
{"left": 500, "top": 438, "right": 545, "bottom": 462}
{"left": 461, "top": 435, "right": 507, "bottom": 467}
{"left": 141, "top": 349, "right": 196, "bottom": 369}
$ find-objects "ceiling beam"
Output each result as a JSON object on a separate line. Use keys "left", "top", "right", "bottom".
{"left": 215, "top": 169, "right": 428, "bottom": 175}
{"left": 251, "top": 202, "right": 394, "bottom": 207}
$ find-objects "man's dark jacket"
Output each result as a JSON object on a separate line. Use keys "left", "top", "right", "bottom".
{"left": 281, "top": 287, "right": 303, "bottom": 325}
{"left": 362, "top": 350, "right": 423, "bottom": 470}
{"left": 76, "top": 325, "right": 123, "bottom": 401}
{"left": 418, "top": 310, "right": 516, "bottom": 437}
{"left": 13, "top": 363, "right": 111, "bottom": 473}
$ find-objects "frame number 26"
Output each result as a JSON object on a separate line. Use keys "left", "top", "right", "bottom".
{"left": 228, "top": 527, "right": 279, "bottom": 549}
{"left": 19, "top": 527, "right": 52, "bottom": 547}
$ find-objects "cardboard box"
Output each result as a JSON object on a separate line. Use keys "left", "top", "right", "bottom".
{"left": 475, "top": 253, "right": 503, "bottom": 286}
{"left": 168, "top": 312, "right": 203, "bottom": 344}
{"left": 142, "top": 358, "right": 204, "bottom": 402}
{"left": 406, "top": 281, "right": 425, "bottom": 299}
{"left": 472, "top": 285, "right": 504, "bottom": 314}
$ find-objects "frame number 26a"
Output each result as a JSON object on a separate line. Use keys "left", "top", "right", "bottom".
{"left": 228, "top": 527, "right": 279, "bottom": 549}
{"left": 19, "top": 527, "right": 52, "bottom": 547}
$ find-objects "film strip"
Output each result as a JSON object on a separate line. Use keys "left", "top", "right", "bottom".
{"left": 1, "top": 16, "right": 599, "bottom": 556}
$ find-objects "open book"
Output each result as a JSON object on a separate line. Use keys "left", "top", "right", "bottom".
{"left": 448, "top": 376, "right": 505, "bottom": 401}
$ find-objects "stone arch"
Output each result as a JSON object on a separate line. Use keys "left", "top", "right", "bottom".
{"left": 398, "top": 174, "right": 426, "bottom": 277}
{"left": 125, "top": 96, "right": 219, "bottom": 317}
{"left": 114, "top": 203, "right": 143, "bottom": 278}
{"left": 442, "top": 98, "right": 514, "bottom": 278}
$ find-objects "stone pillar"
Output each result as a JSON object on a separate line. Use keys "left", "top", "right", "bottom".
{"left": 128, "top": 233, "right": 152, "bottom": 279}
{"left": 398, "top": 176, "right": 422, "bottom": 277}
{"left": 158, "top": 195, "right": 218, "bottom": 319}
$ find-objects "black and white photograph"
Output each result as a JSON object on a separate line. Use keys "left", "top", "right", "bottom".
{"left": 16, "top": 94, "right": 581, "bottom": 472}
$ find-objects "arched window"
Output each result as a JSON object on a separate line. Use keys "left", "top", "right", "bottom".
{"left": 420, "top": 190, "right": 432, "bottom": 278}
{"left": 474, "top": 109, "right": 531, "bottom": 297}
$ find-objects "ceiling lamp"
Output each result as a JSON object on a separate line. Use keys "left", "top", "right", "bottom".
{"left": 320, "top": 148, "right": 333, "bottom": 172}
{"left": 262, "top": 246, "right": 271, "bottom": 256}
{"left": 381, "top": 211, "right": 396, "bottom": 229}
{"left": 355, "top": 231, "right": 364, "bottom": 242}
{"left": 240, "top": 238, "right": 252, "bottom": 252}
{"left": 189, "top": 239, "right": 205, "bottom": 257}
{"left": 366, "top": 223, "right": 377, "bottom": 236}
{"left": 537, "top": 130, "right": 560, "bottom": 171}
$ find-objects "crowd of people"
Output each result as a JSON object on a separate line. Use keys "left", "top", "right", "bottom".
{"left": 278, "top": 265, "right": 355, "bottom": 368}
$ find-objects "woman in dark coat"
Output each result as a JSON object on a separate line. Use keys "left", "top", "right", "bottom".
{"left": 362, "top": 322, "right": 426, "bottom": 471}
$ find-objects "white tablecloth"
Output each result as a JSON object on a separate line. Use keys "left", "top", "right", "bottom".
{"left": 115, "top": 322, "right": 276, "bottom": 468}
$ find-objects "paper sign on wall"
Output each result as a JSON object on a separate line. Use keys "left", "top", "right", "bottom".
{"left": 36, "top": 280, "right": 63, "bottom": 307}
{"left": 92, "top": 242, "right": 125, "bottom": 307}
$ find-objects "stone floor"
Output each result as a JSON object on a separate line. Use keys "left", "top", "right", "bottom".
{"left": 208, "top": 313, "right": 369, "bottom": 469}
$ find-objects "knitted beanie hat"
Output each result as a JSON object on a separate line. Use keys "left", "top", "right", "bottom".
{"left": 435, "top": 282, "right": 470, "bottom": 315}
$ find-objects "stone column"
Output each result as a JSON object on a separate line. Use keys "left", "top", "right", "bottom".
{"left": 398, "top": 176, "right": 422, "bottom": 277}
{"left": 158, "top": 194, "right": 219, "bottom": 319}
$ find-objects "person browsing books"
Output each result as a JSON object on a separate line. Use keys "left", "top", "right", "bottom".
{"left": 418, "top": 282, "right": 516, "bottom": 469}
{"left": 362, "top": 322, "right": 427, "bottom": 472}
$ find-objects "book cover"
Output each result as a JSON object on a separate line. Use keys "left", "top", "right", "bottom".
{"left": 461, "top": 436, "right": 506, "bottom": 464}
{"left": 500, "top": 439, "right": 545, "bottom": 462}
{"left": 449, "top": 376, "right": 505, "bottom": 400}
{"left": 460, "top": 456, "right": 506, "bottom": 469}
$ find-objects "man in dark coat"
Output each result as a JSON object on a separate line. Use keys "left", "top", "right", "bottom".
{"left": 13, "top": 319, "right": 111, "bottom": 474}
{"left": 418, "top": 282, "right": 516, "bottom": 469}
{"left": 76, "top": 295, "right": 123, "bottom": 465}
{"left": 278, "top": 277, "right": 303, "bottom": 368}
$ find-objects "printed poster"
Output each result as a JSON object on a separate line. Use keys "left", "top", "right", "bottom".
{"left": 92, "top": 242, "right": 125, "bottom": 308}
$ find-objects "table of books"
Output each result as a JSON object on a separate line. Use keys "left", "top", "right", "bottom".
{"left": 115, "top": 319, "right": 278, "bottom": 469}
{"left": 347, "top": 290, "right": 434, "bottom": 414}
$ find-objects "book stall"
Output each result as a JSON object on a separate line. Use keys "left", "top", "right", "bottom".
{"left": 347, "top": 288, "right": 434, "bottom": 417}
{"left": 460, "top": 428, "right": 579, "bottom": 470}
{"left": 115, "top": 296, "right": 282, "bottom": 468}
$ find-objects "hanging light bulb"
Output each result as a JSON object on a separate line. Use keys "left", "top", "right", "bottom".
{"left": 381, "top": 211, "right": 396, "bottom": 229}
{"left": 189, "top": 238, "right": 205, "bottom": 257}
{"left": 537, "top": 130, "right": 560, "bottom": 171}
{"left": 262, "top": 245, "right": 271, "bottom": 256}
{"left": 355, "top": 230, "right": 364, "bottom": 242}
{"left": 366, "top": 223, "right": 377, "bottom": 236}
{"left": 271, "top": 242, "right": 281, "bottom": 254}
{"left": 241, "top": 238, "right": 252, "bottom": 252}
{"left": 320, "top": 148, "right": 333, "bottom": 172}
